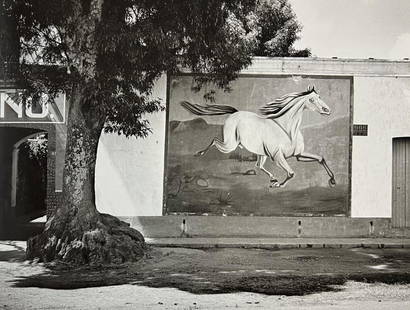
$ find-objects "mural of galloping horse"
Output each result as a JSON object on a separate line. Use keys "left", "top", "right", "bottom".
{"left": 180, "top": 86, "right": 336, "bottom": 188}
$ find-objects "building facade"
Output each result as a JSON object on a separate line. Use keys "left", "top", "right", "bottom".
{"left": 2, "top": 57, "right": 410, "bottom": 239}
{"left": 97, "top": 58, "right": 410, "bottom": 238}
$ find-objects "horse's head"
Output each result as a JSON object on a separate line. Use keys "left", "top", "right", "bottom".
{"left": 304, "top": 86, "right": 331, "bottom": 116}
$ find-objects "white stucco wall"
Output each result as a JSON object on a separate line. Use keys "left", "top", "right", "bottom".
{"left": 95, "top": 75, "right": 167, "bottom": 216}
{"left": 95, "top": 58, "right": 410, "bottom": 218}
{"left": 351, "top": 76, "right": 410, "bottom": 217}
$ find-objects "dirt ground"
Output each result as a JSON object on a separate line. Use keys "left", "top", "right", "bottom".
{"left": 1, "top": 241, "right": 410, "bottom": 309}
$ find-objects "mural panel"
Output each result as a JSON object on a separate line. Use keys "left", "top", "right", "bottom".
{"left": 165, "top": 75, "right": 351, "bottom": 216}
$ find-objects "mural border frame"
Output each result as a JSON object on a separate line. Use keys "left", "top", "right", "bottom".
{"left": 162, "top": 73, "right": 354, "bottom": 218}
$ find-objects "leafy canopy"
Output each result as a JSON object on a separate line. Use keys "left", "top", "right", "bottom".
{"left": 5, "top": 0, "right": 309, "bottom": 137}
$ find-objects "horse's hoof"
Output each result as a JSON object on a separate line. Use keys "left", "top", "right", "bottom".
{"left": 270, "top": 178, "right": 278, "bottom": 183}
{"left": 328, "top": 177, "right": 336, "bottom": 187}
{"left": 194, "top": 151, "right": 203, "bottom": 157}
{"left": 269, "top": 181, "right": 280, "bottom": 188}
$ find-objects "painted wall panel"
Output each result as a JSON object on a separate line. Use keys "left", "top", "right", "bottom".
{"left": 165, "top": 75, "right": 351, "bottom": 216}
{"left": 352, "top": 76, "right": 410, "bottom": 217}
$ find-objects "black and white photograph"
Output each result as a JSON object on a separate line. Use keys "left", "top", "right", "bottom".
{"left": 1, "top": 0, "right": 410, "bottom": 309}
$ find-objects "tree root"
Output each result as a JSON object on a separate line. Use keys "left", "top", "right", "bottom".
{"left": 26, "top": 212, "right": 146, "bottom": 265}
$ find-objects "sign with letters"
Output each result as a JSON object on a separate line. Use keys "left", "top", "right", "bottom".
{"left": 0, "top": 90, "right": 66, "bottom": 124}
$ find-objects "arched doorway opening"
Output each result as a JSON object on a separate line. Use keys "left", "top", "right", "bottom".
{"left": 0, "top": 127, "right": 48, "bottom": 239}
{"left": 12, "top": 132, "right": 48, "bottom": 220}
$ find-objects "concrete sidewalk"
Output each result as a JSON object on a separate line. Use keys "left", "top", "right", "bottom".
{"left": 146, "top": 237, "right": 410, "bottom": 249}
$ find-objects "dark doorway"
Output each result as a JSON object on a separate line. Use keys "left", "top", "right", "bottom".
{"left": 0, "top": 128, "right": 48, "bottom": 239}
{"left": 15, "top": 133, "right": 48, "bottom": 220}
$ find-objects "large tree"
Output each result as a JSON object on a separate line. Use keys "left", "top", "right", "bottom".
{"left": 4, "top": 0, "right": 308, "bottom": 264}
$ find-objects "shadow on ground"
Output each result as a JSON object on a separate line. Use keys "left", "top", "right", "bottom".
{"left": 0, "top": 241, "right": 26, "bottom": 262}
{"left": 9, "top": 246, "right": 410, "bottom": 296}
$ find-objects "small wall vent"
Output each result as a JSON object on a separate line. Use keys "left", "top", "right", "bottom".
{"left": 353, "top": 124, "right": 368, "bottom": 136}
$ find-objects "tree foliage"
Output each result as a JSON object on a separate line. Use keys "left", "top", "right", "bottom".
{"left": 231, "top": 0, "right": 310, "bottom": 57}
{"left": 6, "top": 0, "right": 308, "bottom": 137}
{"left": 0, "top": 0, "right": 19, "bottom": 61}
{"left": 2, "top": 0, "right": 310, "bottom": 264}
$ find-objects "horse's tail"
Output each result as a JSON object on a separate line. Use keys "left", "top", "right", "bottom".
{"left": 180, "top": 101, "right": 238, "bottom": 116}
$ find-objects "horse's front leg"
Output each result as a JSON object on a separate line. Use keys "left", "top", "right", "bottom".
{"left": 296, "top": 152, "right": 336, "bottom": 187}
{"left": 256, "top": 155, "right": 278, "bottom": 184}
{"left": 272, "top": 153, "right": 294, "bottom": 188}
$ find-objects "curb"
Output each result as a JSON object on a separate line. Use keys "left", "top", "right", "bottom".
{"left": 146, "top": 238, "right": 410, "bottom": 250}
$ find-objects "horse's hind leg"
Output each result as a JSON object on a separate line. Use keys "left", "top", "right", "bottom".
{"left": 195, "top": 138, "right": 218, "bottom": 156}
{"left": 272, "top": 152, "right": 294, "bottom": 188}
{"left": 213, "top": 137, "right": 239, "bottom": 153}
{"left": 195, "top": 137, "right": 238, "bottom": 156}
{"left": 256, "top": 155, "right": 278, "bottom": 184}
{"left": 196, "top": 120, "right": 239, "bottom": 156}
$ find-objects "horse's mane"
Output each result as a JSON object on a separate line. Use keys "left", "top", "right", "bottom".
{"left": 259, "top": 87, "right": 316, "bottom": 119}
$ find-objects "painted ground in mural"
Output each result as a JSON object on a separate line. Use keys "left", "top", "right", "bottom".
{"left": 165, "top": 75, "right": 351, "bottom": 216}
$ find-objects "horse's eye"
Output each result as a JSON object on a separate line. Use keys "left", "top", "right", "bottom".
{"left": 309, "top": 98, "right": 314, "bottom": 103}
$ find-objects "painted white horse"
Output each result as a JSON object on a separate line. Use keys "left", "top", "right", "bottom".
{"left": 180, "top": 86, "right": 336, "bottom": 188}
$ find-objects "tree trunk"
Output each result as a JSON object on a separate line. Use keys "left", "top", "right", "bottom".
{"left": 26, "top": 86, "right": 146, "bottom": 265}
